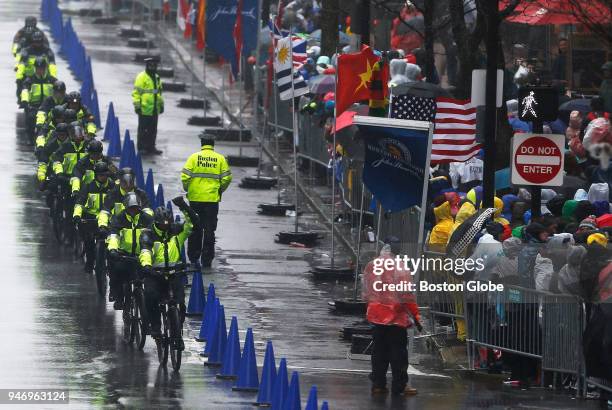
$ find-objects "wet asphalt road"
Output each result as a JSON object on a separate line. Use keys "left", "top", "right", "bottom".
{"left": 0, "top": 1, "right": 602, "bottom": 409}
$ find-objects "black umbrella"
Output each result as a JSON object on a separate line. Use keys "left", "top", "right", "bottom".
{"left": 446, "top": 208, "right": 497, "bottom": 259}
{"left": 391, "top": 81, "right": 451, "bottom": 99}
{"left": 559, "top": 98, "right": 592, "bottom": 113}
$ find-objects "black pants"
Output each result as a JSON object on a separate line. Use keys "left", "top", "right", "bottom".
{"left": 370, "top": 324, "right": 409, "bottom": 393}
{"left": 78, "top": 215, "right": 97, "bottom": 269}
{"left": 144, "top": 274, "right": 185, "bottom": 332}
{"left": 108, "top": 256, "right": 137, "bottom": 302}
{"left": 187, "top": 201, "right": 219, "bottom": 265}
{"left": 136, "top": 114, "right": 158, "bottom": 151}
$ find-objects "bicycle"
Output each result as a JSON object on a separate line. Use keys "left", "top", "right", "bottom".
{"left": 148, "top": 264, "right": 194, "bottom": 371}
{"left": 77, "top": 218, "right": 108, "bottom": 297}
{"left": 50, "top": 179, "right": 71, "bottom": 245}
{"left": 110, "top": 253, "right": 146, "bottom": 349}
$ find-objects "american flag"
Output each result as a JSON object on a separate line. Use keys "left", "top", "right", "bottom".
{"left": 390, "top": 94, "right": 480, "bottom": 164}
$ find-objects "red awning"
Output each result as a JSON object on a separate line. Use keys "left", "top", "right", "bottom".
{"left": 334, "top": 110, "right": 356, "bottom": 133}
{"left": 500, "top": 0, "right": 610, "bottom": 25}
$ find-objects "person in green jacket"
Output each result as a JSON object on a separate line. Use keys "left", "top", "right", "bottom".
{"left": 180, "top": 134, "right": 232, "bottom": 268}
{"left": 132, "top": 58, "right": 164, "bottom": 155}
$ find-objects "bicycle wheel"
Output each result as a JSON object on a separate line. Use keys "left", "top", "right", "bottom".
{"left": 94, "top": 241, "right": 107, "bottom": 297}
{"left": 133, "top": 287, "right": 147, "bottom": 351}
{"left": 52, "top": 197, "right": 65, "bottom": 244}
{"left": 168, "top": 306, "right": 183, "bottom": 372}
{"left": 156, "top": 310, "right": 169, "bottom": 366}
{"left": 122, "top": 291, "right": 134, "bottom": 344}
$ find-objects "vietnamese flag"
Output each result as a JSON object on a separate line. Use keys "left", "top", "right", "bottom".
{"left": 233, "top": 0, "right": 243, "bottom": 71}
{"left": 336, "top": 46, "right": 380, "bottom": 115}
{"left": 196, "top": 0, "right": 206, "bottom": 51}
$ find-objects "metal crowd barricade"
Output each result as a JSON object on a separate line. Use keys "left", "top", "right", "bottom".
{"left": 417, "top": 252, "right": 466, "bottom": 332}
{"left": 465, "top": 283, "right": 587, "bottom": 392}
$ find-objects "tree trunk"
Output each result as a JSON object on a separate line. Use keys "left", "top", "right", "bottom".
{"left": 320, "top": 0, "right": 339, "bottom": 56}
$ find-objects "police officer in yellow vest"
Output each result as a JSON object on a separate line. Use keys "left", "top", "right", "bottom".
{"left": 21, "top": 57, "right": 57, "bottom": 140}
{"left": 132, "top": 58, "right": 164, "bottom": 155}
{"left": 73, "top": 161, "right": 113, "bottom": 273}
{"left": 181, "top": 134, "right": 232, "bottom": 268}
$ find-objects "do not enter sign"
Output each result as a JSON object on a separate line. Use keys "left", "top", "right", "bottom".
{"left": 511, "top": 133, "right": 565, "bottom": 186}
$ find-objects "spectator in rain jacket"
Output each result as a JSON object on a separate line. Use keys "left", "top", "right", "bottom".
{"left": 450, "top": 186, "right": 482, "bottom": 236}
{"left": 492, "top": 196, "right": 511, "bottom": 240}
{"left": 561, "top": 199, "right": 578, "bottom": 224}
{"left": 557, "top": 244, "right": 587, "bottom": 295}
{"left": 428, "top": 194, "right": 457, "bottom": 252}
{"left": 492, "top": 237, "right": 522, "bottom": 284}
{"left": 587, "top": 182, "right": 609, "bottom": 203}
{"left": 518, "top": 223, "right": 550, "bottom": 289}
{"left": 362, "top": 240, "right": 420, "bottom": 396}
{"left": 501, "top": 194, "right": 518, "bottom": 222}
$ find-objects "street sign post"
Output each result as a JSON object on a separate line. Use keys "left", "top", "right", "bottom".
{"left": 511, "top": 133, "right": 565, "bottom": 187}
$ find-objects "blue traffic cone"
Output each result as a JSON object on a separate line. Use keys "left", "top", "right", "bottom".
{"left": 186, "top": 270, "right": 205, "bottom": 316}
{"left": 127, "top": 138, "right": 137, "bottom": 171}
{"left": 205, "top": 304, "right": 226, "bottom": 366}
{"left": 166, "top": 200, "right": 174, "bottom": 217}
{"left": 155, "top": 184, "right": 165, "bottom": 209}
{"left": 271, "top": 359, "right": 288, "bottom": 410}
{"left": 91, "top": 89, "right": 101, "bottom": 129}
{"left": 254, "top": 341, "right": 276, "bottom": 405}
{"left": 217, "top": 316, "right": 240, "bottom": 379}
{"left": 103, "top": 102, "right": 115, "bottom": 141}
{"left": 80, "top": 78, "right": 91, "bottom": 108}
{"left": 119, "top": 130, "right": 132, "bottom": 168}
{"left": 200, "top": 297, "right": 219, "bottom": 354}
{"left": 106, "top": 125, "right": 120, "bottom": 158}
{"left": 196, "top": 284, "right": 216, "bottom": 341}
{"left": 320, "top": 402, "right": 328, "bottom": 410}
{"left": 283, "top": 372, "right": 301, "bottom": 410}
{"left": 144, "top": 169, "right": 155, "bottom": 205}
{"left": 204, "top": 297, "right": 222, "bottom": 355}
{"left": 134, "top": 154, "right": 145, "bottom": 188}
{"left": 305, "top": 386, "right": 318, "bottom": 410}
{"left": 233, "top": 328, "right": 259, "bottom": 391}
{"left": 114, "top": 116, "right": 120, "bottom": 142}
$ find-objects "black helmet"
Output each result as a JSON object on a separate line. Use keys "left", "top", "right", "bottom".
{"left": 55, "top": 122, "right": 69, "bottom": 136}
{"left": 69, "top": 121, "right": 84, "bottom": 140}
{"left": 119, "top": 167, "right": 134, "bottom": 176}
{"left": 53, "top": 80, "right": 66, "bottom": 93}
{"left": 87, "top": 139, "right": 103, "bottom": 154}
{"left": 123, "top": 192, "right": 141, "bottom": 210}
{"left": 34, "top": 56, "right": 47, "bottom": 68}
{"left": 31, "top": 30, "right": 44, "bottom": 44}
{"left": 25, "top": 16, "right": 37, "bottom": 28}
{"left": 22, "top": 26, "right": 35, "bottom": 40}
{"left": 67, "top": 91, "right": 81, "bottom": 105}
{"left": 144, "top": 57, "right": 159, "bottom": 70}
{"left": 51, "top": 105, "right": 65, "bottom": 119}
{"left": 153, "top": 206, "right": 173, "bottom": 230}
{"left": 63, "top": 108, "right": 77, "bottom": 123}
{"left": 94, "top": 161, "right": 110, "bottom": 176}
{"left": 119, "top": 172, "right": 135, "bottom": 192}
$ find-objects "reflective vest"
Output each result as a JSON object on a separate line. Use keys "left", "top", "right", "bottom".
{"left": 139, "top": 216, "right": 193, "bottom": 269}
{"left": 132, "top": 71, "right": 164, "bottom": 116}
{"left": 52, "top": 141, "right": 87, "bottom": 177}
{"left": 181, "top": 145, "right": 232, "bottom": 203}
{"left": 16, "top": 50, "right": 57, "bottom": 81}
{"left": 21, "top": 74, "right": 55, "bottom": 105}
{"left": 97, "top": 187, "right": 153, "bottom": 228}
{"left": 73, "top": 180, "right": 111, "bottom": 218}
{"left": 107, "top": 212, "right": 152, "bottom": 256}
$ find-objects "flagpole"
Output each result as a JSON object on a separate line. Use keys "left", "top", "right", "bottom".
{"left": 273, "top": 48, "right": 280, "bottom": 204}
{"left": 203, "top": 50, "right": 207, "bottom": 117}
{"left": 289, "top": 30, "right": 299, "bottom": 233}
{"left": 352, "top": 182, "right": 366, "bottom": 300}
{"left": 239, "top": 53, "right": 243, "bottom": 157}
{"left": 254, "top": 0, "right": 263, "bottom": 178}
{"left": 330, "top": 48, "right": 338, "bottom": 269}
{"left": 222, "top": 63, "right": 226, "bottom": 125}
